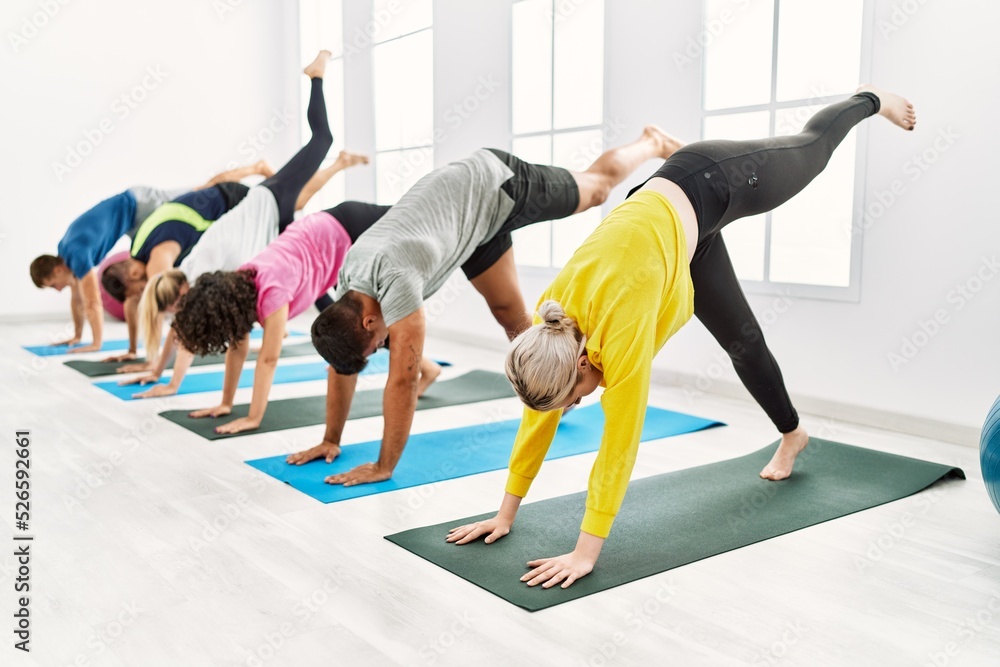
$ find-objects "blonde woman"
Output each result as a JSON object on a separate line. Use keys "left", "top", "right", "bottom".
{"left": 447, "top": 87, "right": 916, "bottom": 589}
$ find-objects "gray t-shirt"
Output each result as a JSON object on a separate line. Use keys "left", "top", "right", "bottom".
{"left": 334, "top": 149, "right": 515, "bottom": 326}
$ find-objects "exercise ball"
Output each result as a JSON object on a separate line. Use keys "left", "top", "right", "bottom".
{"left": 982, "top": 395, "right": 1000, "bottom": 515}
{"left": 97, "top": 250, "right": 129, "bottom": 321}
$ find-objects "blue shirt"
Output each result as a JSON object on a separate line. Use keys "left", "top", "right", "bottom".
{"left": 57, "top": 191, "right": 137, "bottom": 278}
{"left": 131, "top": 186, "right": 236, "bottom": 264}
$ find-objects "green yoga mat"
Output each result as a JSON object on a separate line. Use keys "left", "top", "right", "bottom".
{"left": 386, "top": 439, "right": 965, "bottom": 611}
{"left": 159, "top": 370, "right": 516, "bottom": 440}
{"left": 63, "top": 341, "right": 318, "bottom": 378}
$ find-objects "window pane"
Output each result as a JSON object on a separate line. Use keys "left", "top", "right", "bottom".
{"left": 375, "top": 147, "right": 434, "bottom": 205}
{"left": 551, "top": 130, "right": 603, "bottom": 267}
{"left": 553, "top": 0, "right": 603, "bottom": 129}
{"left": 769, "top": 106, "right": 855, "bottom": 286}
{"left": 703, "top": 0, "right": 774, "bottom": 110}
{"left": 512, "top": 0, "right": 553, "bottom": 135}
{"left": 299, "top": 0, "right": 344, "bottom": 59}
{"left": 702, "top": 111, "right": 769, "bottom": 281}
{"left": 511, "top": 135, "right": 553, "bottom": 267}
{"left": 776, "top": 0, "right": 863, "bottom": 102}
{"left": 373, "top": 30, "right": 433, "bottom": 151}
{"left": 373, "top": 0, "right": 432, "bottom": 44}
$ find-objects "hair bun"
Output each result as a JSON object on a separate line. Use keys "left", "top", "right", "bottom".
{"left": 537, "top": 300, "right": 569, "bottom": 330}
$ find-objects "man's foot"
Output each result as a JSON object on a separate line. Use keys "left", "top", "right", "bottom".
{"left": 856, "top": 85, "right": 916, "bottom": 131}
{"left": 304, "top": 50, "right": 332, "bottom": 79}
{"left": 335, "top": 150, "right": 371, "bottom": 169}
{"left": 641, "top": 124, "right": 686, "bottom": 159}
{"left": 255, "top": 160, "right": 275, "bottom": 178}
{"left": 417, "top": 361, "right": 442, "bottom": 397}
{"left": 759, "top": 427, "right": 809, "bottom": 480}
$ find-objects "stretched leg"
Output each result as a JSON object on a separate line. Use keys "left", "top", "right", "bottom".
{"left": 569, "top": 126, "right": 685, "bottom": 212}
{"left": 468, "top": 247, "right": 532, "bottom": 340}
{"left": 294, "top": 151, "right": 370, "bottom": 211}
{"left": 261, "top": 51, "right": 334, "bottom": 231}
{"left": 689, "top": 236, "right": 808, "bottom": 479}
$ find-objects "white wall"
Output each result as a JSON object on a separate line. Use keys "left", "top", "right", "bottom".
{"left": 416, "top": 0, "right": 999, "bottom": 436}
{"left": 1, "top": 0, "right": 299, "bottom": 317}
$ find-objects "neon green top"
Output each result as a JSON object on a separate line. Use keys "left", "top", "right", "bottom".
{"left": 505, "top": 190, "right": 695, "bottom": 538}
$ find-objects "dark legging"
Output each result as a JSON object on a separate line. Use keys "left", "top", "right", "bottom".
{"left": 261, "top": 77, "right": 333, "bottom": 232}
{"left": 631, "top": 92, "right": 880, "bottom": 433}
{"left": 313, "top": 201, "right": 393, "bottom": 312}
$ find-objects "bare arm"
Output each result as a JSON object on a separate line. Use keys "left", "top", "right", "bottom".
{"left": 286, "top": 367, "right": 358, "bottom": 465}
{"left": 324, "top": 308, "right": 425, "bottom": 485}
{"left": 214, "top": 306, "right": 288, "bottom": 434}
{"left": 146, "top": 243, "right": 180, "bottom": 278}
{"left": 188, "top": 332, "right": 250, "bottom": 419}
{"left": 62, "top": 273, "right": 101, "bottom": 352}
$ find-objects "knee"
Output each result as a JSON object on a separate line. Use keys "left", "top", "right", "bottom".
{"left": 489, "top": 301, "right": 529, "bottom": 333}
{"left": 582, "top": 178, "right": 612, "bottom": 210}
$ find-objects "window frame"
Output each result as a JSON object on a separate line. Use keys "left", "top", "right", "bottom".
{"left": 700, "top": 0, "right": 876, "bottom": 303}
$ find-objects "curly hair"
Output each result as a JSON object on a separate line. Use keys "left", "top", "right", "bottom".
{"left": 311, "top": 292, "right": 373, "bottom": 375}
{"left": 172, "top": 269, "right": 258, "bottom": 356}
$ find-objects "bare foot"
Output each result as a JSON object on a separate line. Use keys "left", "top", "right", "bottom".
{"left": 760, "top": 427, "right": 809, "bottom": 480}
{"left": 255, "top": 160, "right": 276, "bottom": 178}
{"left": 417, "top": 361, "right": 442, "bottom": 397}
{"left": 335, "top": 150, "right": 371, "bottom": 169}
{"left": 304, "top": 50, "right": 332, "bottom": 79}
{"left": 641, "top": 124, "right": 686, "bottom": 159}
{"left": 856, "top": 85, "right": 916, "bottom": 131}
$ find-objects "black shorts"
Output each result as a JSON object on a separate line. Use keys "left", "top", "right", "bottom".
{"left": 323, "top": 201, "right": 392, "bottom": 243}
{"left": 460, "top": 148, "right": 580, "bottom": 280}
{"left": 215, "top": 182, "right": 251, "bottom": 211}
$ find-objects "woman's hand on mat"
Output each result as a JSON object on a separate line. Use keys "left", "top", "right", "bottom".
{"left": 116, "top": 362, "right": 152, "bottom": 374}
{"left": 189, "top": 404, "right": 232, "bottom": 419}
{"left": 521, "top": 551, "right": 596, "bottom": 589}
{"left": 67, "top": 343, "right": 102, "bottom": 354}
{"left": 132, "top": 384, "right": 177, "bottom": 400}
{"left": 117, "top": 373, "right": 159, "bottom": 386}
{"left": 101, "top": 351, "right": 138, "bottom": 363}
{"left": 213, "top": 417, "right": 260, "bottom": 434}
{"left": 286, "top": 441, "right": 342, "bottom": 465}
{"left": 324, "top": 462, "right": 392, "bottom": 486}
{"left": 446, "top": 516, "right": 512, "bottom": 545}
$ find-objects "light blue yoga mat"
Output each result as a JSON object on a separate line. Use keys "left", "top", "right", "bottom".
{"left": 94, "top": 351, "right": 391, "bottom": 400}
{"left": 24, "top": 328, "right": 283, "bottom": 357}
{"left": 246, "top": 405, "right": 724, "bottom": 503}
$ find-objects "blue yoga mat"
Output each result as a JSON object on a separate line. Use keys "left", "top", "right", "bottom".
{"left": 94, "top": 351, "right": 391, "bottom": 400}
{"left": 24, "top": 328, "right": 282, "bottom": 357}
{"left": 246, "top": 405, "right": 724, "bottom": 503}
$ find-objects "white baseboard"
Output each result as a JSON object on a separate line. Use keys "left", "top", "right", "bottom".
{"left": 427, "top": 325, "right": 980, "bottom": 448}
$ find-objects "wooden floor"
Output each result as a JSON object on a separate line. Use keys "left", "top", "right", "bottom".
{"left": 1, "top": 318, "right": 998, "bottom": 667}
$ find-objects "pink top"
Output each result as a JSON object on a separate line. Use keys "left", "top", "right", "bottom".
{"left": 240, "top": 211, "right": 351, "bottom": 322}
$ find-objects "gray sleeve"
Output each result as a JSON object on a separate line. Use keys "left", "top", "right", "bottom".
{"left": 379, "top": 271, "right": 426, "bottom": 327}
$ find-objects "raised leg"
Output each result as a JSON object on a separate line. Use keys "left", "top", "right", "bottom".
{"left": 570, "top": 126, "right": 685, "bottom": 213}
{"left": 293, "top": 151, "right": 370, "bottom": 211}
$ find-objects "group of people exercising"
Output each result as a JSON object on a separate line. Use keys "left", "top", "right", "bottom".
{"left": 31, "top": 50, "right": 917, "bottom": 588}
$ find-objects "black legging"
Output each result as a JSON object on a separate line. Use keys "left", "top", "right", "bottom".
{"left": 631, "top": 92, "right": 880, "bottom": 433}
{"left": 312, "top": 201, "right": 393, "bottom": 313}
{"left": 261, "top": 77, "right": 333, "bottom": 232}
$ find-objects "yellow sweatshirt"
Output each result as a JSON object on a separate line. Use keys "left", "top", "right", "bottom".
{"left": 505, "top": 189, "right": 695, "bottom": 538}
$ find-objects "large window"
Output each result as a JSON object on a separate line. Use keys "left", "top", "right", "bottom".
{"left": 702, "top": 0, "right": 869, "bottom": 297}
{"left": 372, "top": 0, "right": 433, "bottom": 205}
{"left": 298, "top": 0, "right": 346, "bottom": 212}
{"left": 511, "top": 0, "right": 605, "bottom": 268}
